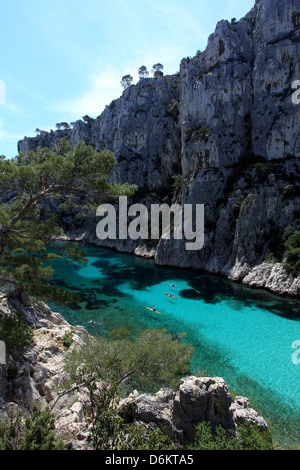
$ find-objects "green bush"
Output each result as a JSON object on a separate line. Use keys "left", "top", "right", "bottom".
{"left": 108, "top": 327, "right": 130, "bottom": 340}
{"left": 282, "top": 227, "right": 300, "bottom": 275}
{"left": 0, "top": 411, "right": 23, "bottom": 450}
{"left": 184, "top": 125, "right": 210, "bottom": 143}
{"left": 88, "top": 384, "right": 175, "bottom": 450}
{"left": 0, "top": 313, "right": 33, "bottom": 358}
{"left": 172, "top": 175, "right": 190, "bottom": 200}
{"left": 254, "top": 162, "right": 269, "bottom": 180}
{"left": 62, "top": 330, "right": 73, "bottom": 350}
{"left": 0, "top": 405, "right": 63, "bottom": 450}
{"left": 22, "top": 405, "right": 63, "bottom": 450}
{"left": 166, "top": 99, "right": 179, "bottom": 121}
{"left": 65, "top": 328, "right": 194, "bottom": 393}
{"left": 264, "top": 252, "right": 279, "bottom": 264}
{"left": 284, "top": 248, "right": 300, "bottom": 275}
{"left": 190, "top": 421, "right": 273, "bottom": 451}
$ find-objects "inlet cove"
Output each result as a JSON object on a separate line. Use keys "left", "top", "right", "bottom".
{"left": 49, "top": 243, "right": 300, "bottom": 447}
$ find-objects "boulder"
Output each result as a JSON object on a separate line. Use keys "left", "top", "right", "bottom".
{"left": 119, "top": 376, "right": 269, "bottom": 443}
{"left": 230, "top": 396, "right": 269, "bottom": 431}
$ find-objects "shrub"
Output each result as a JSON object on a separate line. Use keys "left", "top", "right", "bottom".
{"left": 282, "top": 227, "right": 300, "bottom": 275}
{"left": 190, "top": 421, "right": 273, "bottom": 451}
{"left": 172, "top": 175, "right": 190, "bottom": 199}
{"left": 0, "top": 405, "right": 63, "bottom": 450}
{"left": 166, "top": 99, "right": 179, "bottom": 121}
{"left": 65, "top": 328, "right": 194, "bottom": 393}
{"left": 88, "top": 384, "right": 175, "bottom": 450}
{"left": 108, "top": 327, "right": 130, "bottom": 341}
{"left": 62, "top": 330, "right": 73, "bottom": 350}
{"left": 21, "top": 405, "right": 63, "bottom": 450}
{"left": 184, "top": 125, "right": 210, "bottom": 143}
{"left": 254, "top": 162, "right": 269, "bottom": 180}
{"left": 264, "top": 252, "right": 279, "bottom": 264}
{"left": 224, "top": 151, "right": 266, "bottom": 196}
{"left": 0, "top": 313, "right": 33, "bottom": 358}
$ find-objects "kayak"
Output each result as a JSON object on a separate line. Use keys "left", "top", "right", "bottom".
{"left": 163, "top": 292, "right": 177, "bottom": 299}
{"left": 146, "top": 307, "right": 162, "bottom": 314}
{"left": 167, "top": 283, "right": 177, "bottom": 287}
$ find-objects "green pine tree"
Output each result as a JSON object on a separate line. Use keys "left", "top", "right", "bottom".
{"left": 0, "top": 138, "right": 136, "bottom": 303}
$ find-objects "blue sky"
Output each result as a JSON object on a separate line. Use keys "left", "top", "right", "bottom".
{"left": 0, "top": 0, "right": 255, "bottom": 158}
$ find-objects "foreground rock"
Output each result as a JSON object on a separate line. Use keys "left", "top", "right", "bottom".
{"left": 119, "top": 376, "right": 269, "bottom": 443}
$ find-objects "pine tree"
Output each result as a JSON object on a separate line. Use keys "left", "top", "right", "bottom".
{"left": 0, "top": 138, "right": 136, "bottom": 303}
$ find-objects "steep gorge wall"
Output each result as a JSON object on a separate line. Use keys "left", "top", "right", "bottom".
{"left": 18, "top": 0, "right": 300, "bottom": 295}
{"left": 155, "top": 0, "right": 300, "bottom": 295}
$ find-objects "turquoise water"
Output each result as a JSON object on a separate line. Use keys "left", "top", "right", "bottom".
{"left": 49, "top": 243, "right": 300, "bottom": 447}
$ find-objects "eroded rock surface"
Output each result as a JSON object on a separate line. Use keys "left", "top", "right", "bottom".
{"left": 119, "top": 376, "right": 269, "bottom": 443}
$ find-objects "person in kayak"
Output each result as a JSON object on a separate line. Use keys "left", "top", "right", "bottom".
{"left": 163, "top": 293, "right": 177, "bottom": 299}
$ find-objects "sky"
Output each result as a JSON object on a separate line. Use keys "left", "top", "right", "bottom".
{"left": 0, "top": 0, "right": 255, "bottom": 158}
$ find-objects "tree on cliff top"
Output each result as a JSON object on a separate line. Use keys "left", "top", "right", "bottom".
{"left": 121, "top": 74, "right": 133, "bottom": 89}
{"left": 138, "top": 65, "right": 149, "bottom": 79}
{"left": 0, "top": 138, "right": 137, "bottom": 303}
{"left": 56, "top": 122, "right": 70, "bottom": 130}
{"left": 152, "top": 63, "right": 164, "bottom": 77}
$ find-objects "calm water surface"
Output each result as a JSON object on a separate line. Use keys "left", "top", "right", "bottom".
{"left": 49, "top": 243, "right": 300, "bottom": 447}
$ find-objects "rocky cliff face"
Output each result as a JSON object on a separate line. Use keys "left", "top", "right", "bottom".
{"left": 18, "top": 0, "right": 300, "bottom": 296}
{"left": 0, "top": 295, "right": 93, "bottom": 448}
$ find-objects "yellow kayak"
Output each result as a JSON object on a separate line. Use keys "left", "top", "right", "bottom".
{"left": 146, "top": 307, "right": 162, "bottom": 315}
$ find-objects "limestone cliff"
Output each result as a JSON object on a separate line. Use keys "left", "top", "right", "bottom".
{"left": 18, "top": 0, "right": 300, "bottom": 296}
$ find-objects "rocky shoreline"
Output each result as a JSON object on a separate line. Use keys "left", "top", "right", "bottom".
{"left": 57, "top": 232, "right": 300, "bottom": 298}
{"left": 0, "top": 294, "right": 269, "bottom": 449}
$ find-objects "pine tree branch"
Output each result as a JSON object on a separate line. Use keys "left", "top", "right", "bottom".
{"left": 50, "top": 383, "right": 85, "bottom": 410}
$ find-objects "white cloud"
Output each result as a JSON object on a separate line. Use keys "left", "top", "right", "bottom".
{"left": 48, "top": 70, "right": 124, "bottom": 118}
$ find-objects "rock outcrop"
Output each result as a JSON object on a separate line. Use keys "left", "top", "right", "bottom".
{"left": 17, "top": 0, "right": 300, "bottom": 296}
{"left": 119, "top": 376, "right": 269, "bottom": 443}
{"left": 0, "top": 295, "right": 93, "bottom": 448}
